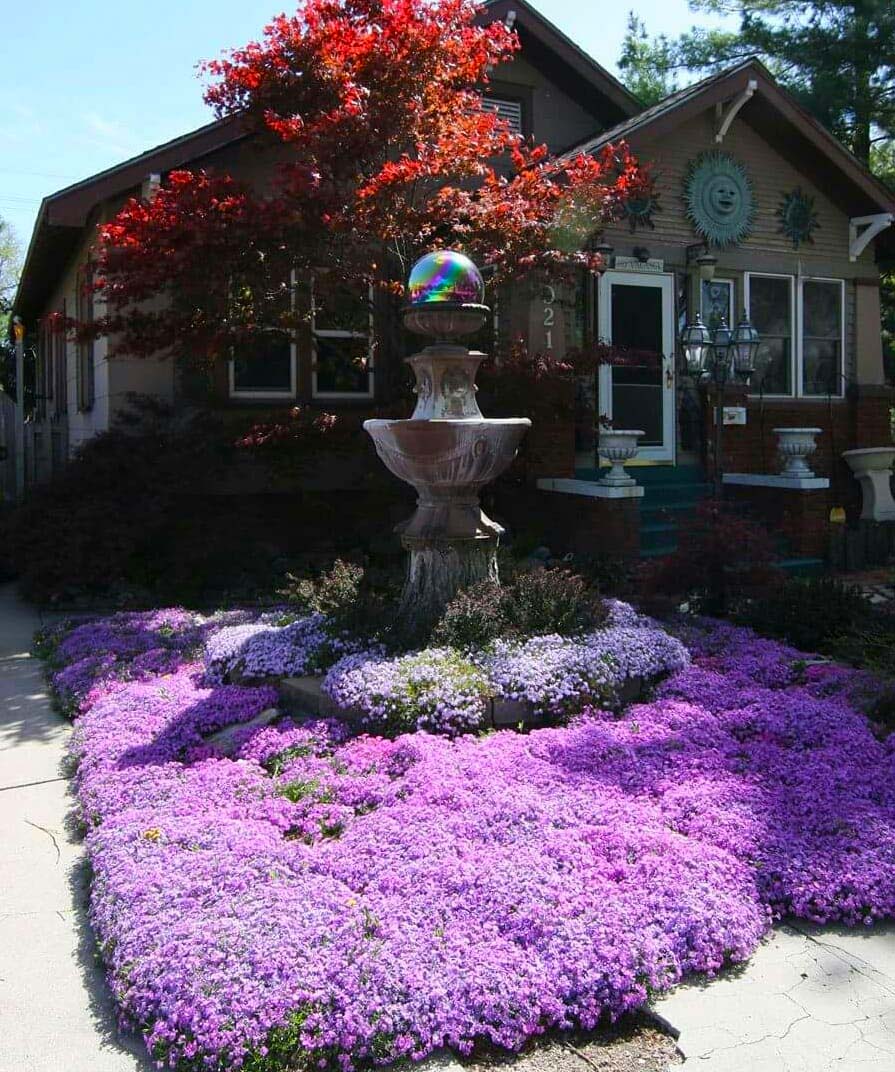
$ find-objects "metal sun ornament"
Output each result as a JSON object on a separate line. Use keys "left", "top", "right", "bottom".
{"left": 622, "top": 186, "right": 662, "bottom": 233}
{"left": 777, "top": 187, "right": 820, "bottom": 249}
{"left": 683, "top": 151, "right": 756, "bottom": 248}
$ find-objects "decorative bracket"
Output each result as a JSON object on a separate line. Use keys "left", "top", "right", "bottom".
{"left": 849, "top": 213, "right": 894, "bottom": 261}
{"left": 714, "top": 80, "right": 758, "bottom": 143}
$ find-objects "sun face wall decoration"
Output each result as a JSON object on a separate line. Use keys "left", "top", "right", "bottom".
{"left": 683, "top": 151, "right": 756, "bottom": 248}
{"left": 777, "top": 187, "right": 820, "bottom": 249}
{"left": 622, "top": 185, "right": 662, "bottom": 232}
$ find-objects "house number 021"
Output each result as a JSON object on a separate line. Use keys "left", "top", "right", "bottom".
{"left": 542, "top": 285, "right": 556, "bottom": 350}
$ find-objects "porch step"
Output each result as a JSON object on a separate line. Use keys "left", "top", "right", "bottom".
{"left": 778, "top": 556, "right": 826, "bottom": 577}
{"left": 640, "top": 543, "right": 679, "bottom": 559}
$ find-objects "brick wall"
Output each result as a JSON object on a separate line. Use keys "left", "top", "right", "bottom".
{"left": 493, "top": 485, "right": 640, "bottom": 558}
{"left": 692, "top": 383, "right": 895, "bottom": 561}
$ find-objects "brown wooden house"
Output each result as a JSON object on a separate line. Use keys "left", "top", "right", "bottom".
{"left": 11, "top": 0, "right": 895, "bottom": 564}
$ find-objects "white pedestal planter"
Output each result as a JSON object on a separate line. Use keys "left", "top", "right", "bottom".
{"left": 842, "top": 448, "right": 895, "bottom": 521}
{"left": 774, "top": 427, "right": 822, "bottom": 478}
{"left": 598, "top": 429, "right": 644, "bottom": 486}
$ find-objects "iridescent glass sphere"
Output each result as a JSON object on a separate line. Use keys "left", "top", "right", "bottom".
{"left": 404, "top": 250, "right": 489, "bottom": 338}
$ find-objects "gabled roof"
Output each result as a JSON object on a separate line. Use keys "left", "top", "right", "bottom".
{"left": 565, "top": 58, "right": 895, "bottom": 219}
{"left": 481, "top": 0, "right": 640, "bottom": 122}
{"left": 13, "top": 116, "right": 248, "bottom": 325}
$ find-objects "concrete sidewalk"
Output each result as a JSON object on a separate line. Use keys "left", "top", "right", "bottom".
{"left": 0, "top": 584, "right": 151, "bottom": 1072}
{"left": 0, "top": 580, "right": 892, "bottom": 1072}
{"left": 654, "top": 921, "right": 895, "bottom": 1070}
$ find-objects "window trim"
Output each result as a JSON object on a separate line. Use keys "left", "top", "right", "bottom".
{"left": 745, "top": 272, "right": 846, "bottom": 400}
{"left": 310, "top": 280, "right": 375, "bottom": 401}
{"left": 745, "top": 272, "right": 797, "bottom": 399}
{"left": 228, "top": 271, "right": 298, "bottom": 400}
{"left": 228, "top": 331, "right": 298, "bottom": 400}
{"left": 799, "top": 276, "right": 846, "bottom": 399}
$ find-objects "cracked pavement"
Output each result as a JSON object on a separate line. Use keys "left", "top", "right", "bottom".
{"left": 0, "top": 585, "right": 152, "bottom": 1071}
{"left": 652, "top": 922, "right": 895, "bottom": 1070}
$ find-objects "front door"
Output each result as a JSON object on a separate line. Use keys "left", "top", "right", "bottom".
{"left": 597, "top": 271, "right": 675, "bottom": 463}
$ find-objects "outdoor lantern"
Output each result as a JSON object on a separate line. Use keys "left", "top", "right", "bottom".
{"left": 711, "top": 316, "right": 734, "bottom": 374}
{"left": 696, "top": 250, "right": 718, "bottom": 281}
{"left": 680, "top": 314, "right": 713, "bottom": 375}
{"left": 594, "top": 240, "right": 614, "bottom": 263}
{"left": 732, "top": 313, "right": 761, "bottom": 383}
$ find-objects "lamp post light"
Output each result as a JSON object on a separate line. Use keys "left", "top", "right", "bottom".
{"left": 680, "top": 311, "right": 762, "bottom": 497}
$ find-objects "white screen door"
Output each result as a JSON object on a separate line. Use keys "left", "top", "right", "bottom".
{"left": 598, "top": 271, "right": 675, "bottom": 463}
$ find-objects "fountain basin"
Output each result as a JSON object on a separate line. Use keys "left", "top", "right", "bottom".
{"left": 365, "top": 417, "right": 530, "bottom": 541}
{"left": 842, "top": 447, "right": 895, "bottom": 521}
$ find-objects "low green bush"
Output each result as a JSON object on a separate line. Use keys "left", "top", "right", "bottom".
{"left": 433, "top": 566, "right": 606, "bottom": 650}
{"left": 741, "top": 576, "right": 869, "bottom": 654}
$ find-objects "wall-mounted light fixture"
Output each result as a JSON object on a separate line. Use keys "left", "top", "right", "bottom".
{"left": 594, "top": 240, "right": 614, "bottom": 265}
{"left": 633, "top": 245, "right": 651, "bottom": 264}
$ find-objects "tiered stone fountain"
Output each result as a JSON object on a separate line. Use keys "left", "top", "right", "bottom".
{"left": 364, "top": 251, "right": 530, "bottom": 628}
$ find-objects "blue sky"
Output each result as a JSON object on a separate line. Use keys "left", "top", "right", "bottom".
{"left": 1, "top": 0, "right": 734, "bottom": 255}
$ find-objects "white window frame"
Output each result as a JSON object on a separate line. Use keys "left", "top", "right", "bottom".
{"left": 311, "top": 279, "right": 375, "bottom": 400}
{"left": 700, "top": 276, "right": 735, "bottom": 329}
{"left": 228, "top": 270, "right": 297, "bottom": 400}
{"left": 745, "top": 272, "right": 797, "bottom": 399}
{"left": 799, "top": 276, "right": 846, "bottom": 399}
{"left": 745, "top": 272, "right": 846, "bottom": 399}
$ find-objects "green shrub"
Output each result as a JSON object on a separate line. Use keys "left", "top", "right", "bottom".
{"left": 502, "top": 566, "right": 607, "bottom": 636}
{"left": 0, "top": 398, "right": 233, "bottom": 605}
{"left": 431, "top": 582, "right": 509, "bottom": 649}
{"left": 433, "top": 566, "right": 606, "bottom": 649}
{"left": 278, "top": 559, "right": 401, "bottom": 640}
{"left": 742, "top": 576, "right": 869, "bottom": 653}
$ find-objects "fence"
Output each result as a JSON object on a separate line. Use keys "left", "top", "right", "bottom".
{"left": 0, "top": 390, "right": 69, "bottom": 502}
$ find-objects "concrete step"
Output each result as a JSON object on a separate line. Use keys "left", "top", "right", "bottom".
{"left": 778, "top": 556, "right": 826, "bottom": 577}
{"left": 640, "top": 543, "right": 678, "bottom": 559}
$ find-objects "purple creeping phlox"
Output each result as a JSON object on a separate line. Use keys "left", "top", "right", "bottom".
{"left": 49, "top": 604, "right": 895, "bottom": 1072}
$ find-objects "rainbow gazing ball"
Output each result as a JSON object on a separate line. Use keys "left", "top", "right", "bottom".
{"left": 407, "top": 250, "right": 484, "bottom": 307}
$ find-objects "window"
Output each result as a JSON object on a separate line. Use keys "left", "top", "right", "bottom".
{"left": 701, "top": 278, "right": 734, "bottom": 332}
{"left": 746, "top": 274, "right": 846, "bottom": 397}
{"left": 482, "top": 96, "right": 523, "bottom": 136}
{"left": 76, "top": 264, "right": 95, "bottom": 411}
{"left": 311, "top": 276, "right": 374, "bottom": 398}
{"left": 228, "top": 276, "right": 297, "bottom": 399}
{"left": 746, "top": 274, "right": 794, "bottom": 395}
{"left": 230, "top": 331, "right": 296, "bottom": 398}
{"left": 801, "top": 279, "right": 844, "bottom": 395}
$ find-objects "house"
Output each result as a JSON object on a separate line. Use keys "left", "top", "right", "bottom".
{"left": 10, "top": 0, "right": 895, "bottom": 565}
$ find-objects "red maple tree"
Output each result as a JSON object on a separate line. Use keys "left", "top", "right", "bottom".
{"left": 88, "top": 0, "right": 650, "bottom": 363}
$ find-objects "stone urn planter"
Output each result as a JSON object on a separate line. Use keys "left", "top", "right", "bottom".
{"left": 774, "top": 427, "right": 822, "bottom": 478}
{"left": 598, "top": 429, "right": 644, "bottom": 486}
{"left": 842, "top": 447, "right": 895, "bottom": 521}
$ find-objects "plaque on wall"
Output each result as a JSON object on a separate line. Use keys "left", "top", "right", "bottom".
{"left": 684, "top": 151, "right": 755, "bottom": 247}
{"left": 613, "top": 256, "right": 665, "bottom": 273}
